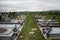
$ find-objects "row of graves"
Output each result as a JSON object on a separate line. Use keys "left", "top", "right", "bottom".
{"left": 34, "top": 14, "right": 46, "bottom": 20}
{"left": 0, "top": 14, "right": 26, "bottom": 40}
{"left": 35, "top": 14, "right": 60, "bottom": 39}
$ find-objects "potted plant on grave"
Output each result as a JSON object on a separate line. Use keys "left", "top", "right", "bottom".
{"left": 13, "top": 27, "right": 17, "bottom": 32}
{"left": 13, "top": 26, "right": 18, "bottom": 37}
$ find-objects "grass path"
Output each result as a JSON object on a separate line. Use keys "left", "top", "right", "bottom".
{"left": 17, "top": 14, "right": 45, "bottom": 40}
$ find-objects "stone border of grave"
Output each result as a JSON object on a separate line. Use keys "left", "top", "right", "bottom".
{"left": 37, "top": 20, "right": 60, "bottom": 40}
{"left": 14, "top": 20, "right": 26, "bottom": 40}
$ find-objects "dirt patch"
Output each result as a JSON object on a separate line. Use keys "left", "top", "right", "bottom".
{"left": 26, "top": 37, "right": 28, "bottom": 40}
{"left": 33, "top": 35, "right": 35, "bottom": 37}
{"left": 20, "top": 36, "right": 24, "bottom": 38}
{"left": 32, "top": 28, "right": 37, "bottom": 31}
{"left": 29, "top": 31, "right": 35, "bottom": 35}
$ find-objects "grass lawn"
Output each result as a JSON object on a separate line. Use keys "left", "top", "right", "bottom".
{"left": 56, "top": 15, "right": 60, "bottom": 21}
{"left": 46, "top": 15, "right": 52, "bottom": 20}
{"left": 17, "top": 14, "right": 45, "bottom": 40}
{"left": 46, "top": 15, "right": 60, "bottom": 22}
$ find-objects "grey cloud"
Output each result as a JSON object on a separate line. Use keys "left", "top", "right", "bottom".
{"left": 0, "top": 0, "right": 60, "bottom": 12}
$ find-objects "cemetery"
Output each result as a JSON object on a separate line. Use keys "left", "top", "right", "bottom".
{"left": 0, "top": 13, "right": 26, "bottom": 40}
{"left": 0, "top": 12, "right": 60, "bottom": 40}
{"left": 35, "top": 14, "right": 60, "bottom": 39}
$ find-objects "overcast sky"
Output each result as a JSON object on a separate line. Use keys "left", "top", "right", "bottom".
{"left": 0, "top": 0, "right": 60, "bottom": 12}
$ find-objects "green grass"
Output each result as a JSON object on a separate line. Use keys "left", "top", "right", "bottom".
{"left": 17, "top": 14, "right": 45, "bottom": 40}
{"left": 17, "top": 14, "right": 60, "bottom": 40}
{"left": 56, "top": 15, "right": 60, "bottom": 21}
{"left": 45, "top": 15, "right": 60, "bottom": 22}
{"left": 45, "top": 15, "right": 52, "bottom": 20}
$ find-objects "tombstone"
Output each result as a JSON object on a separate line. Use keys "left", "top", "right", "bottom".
{"left": 46, "top": 32, "right": 49, "bottom": 38}
{"left": 51, "top": 15, "right": 56, "bottom": 20}
{"left": 46, "top": 27, "right": 52, "bottom": 32}
{"left": 0, "top": 15, "right": 2, "bottom": 22}
{"left": 20, "top": 21, "right": 23, "bottom": 25}
{"left": 42, "top": 28, "right": 46, "bottom": 34}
